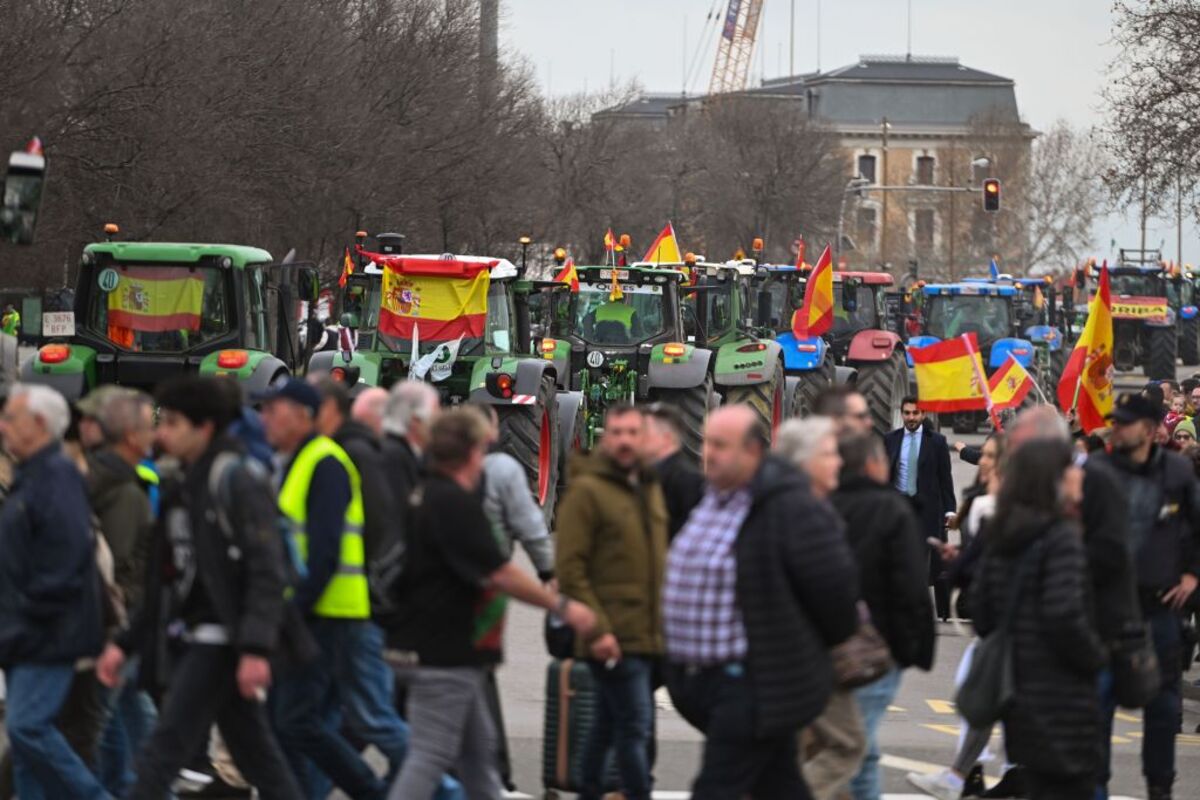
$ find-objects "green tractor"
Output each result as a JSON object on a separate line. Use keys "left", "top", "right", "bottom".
{"left": 21, "top": 232, "right": 316, "bottom": 400}
{"left": 308, "top": 250, "right": 574, "bottom": 517}
{"left": 536, "top": 264, "right": 715, "bottom": 463}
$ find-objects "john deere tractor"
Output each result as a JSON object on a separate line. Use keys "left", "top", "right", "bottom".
{"left": 309, "top": 250, "right": 576, "bottom": 518}
{"left": 537, "top": 264, "right": 715, "bottom": 464}
{"left": 753, "top": 266, "right": 907, "bottom": 433}
{"left": 22, "top": 233, "right": 316, "bottom": 400}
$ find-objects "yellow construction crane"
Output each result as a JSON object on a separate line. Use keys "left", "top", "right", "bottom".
{"left": 709, "top": 0, "right": 765, "bottom": 95}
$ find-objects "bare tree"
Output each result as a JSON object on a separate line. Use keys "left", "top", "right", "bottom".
{"left": 1025, "top": 121, "right": 1108, "bottom": 275}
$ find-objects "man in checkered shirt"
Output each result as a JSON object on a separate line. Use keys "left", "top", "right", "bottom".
{"left": 663, "top": 405, "right": 860, "bottom": 800}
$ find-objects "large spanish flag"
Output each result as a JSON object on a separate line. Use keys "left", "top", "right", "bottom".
{"left": 792, "top": 244, "right": 834, "bottom": 338}
{"left": 375, "top": 257, "right": 492, "bottom": 342}
{"left": 1057, "top": 265, "right": 1114, "bottom": 432}
{"left": 642, "top": 223, "right": 683, "bottom": 264}
{"left": 988, "top": 355, "right": 1035, "bottom": 411}
{"left": 107, "top": 267, "right": 204, "bottom": 332}
{"left": 910, "top": 333, "right": 989, "bottom": 413}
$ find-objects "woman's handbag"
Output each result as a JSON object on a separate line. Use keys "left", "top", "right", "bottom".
{"left": 831, "top": 602, "right": 896, "bottom": 689}
{"left": 1110, "top": 619, "right": 1161, "bottom": 709}
{"left": 955, "top": 540, "right": 1041, "bottom": 728}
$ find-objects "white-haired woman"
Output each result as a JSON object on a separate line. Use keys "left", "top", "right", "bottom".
{"left": 775, "top": 416, "right": 842, "bottom": 499}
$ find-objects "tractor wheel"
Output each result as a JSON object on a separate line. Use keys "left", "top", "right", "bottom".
{"left": 789, "top": 356, "right": 834, "bottom": 419}
{"left": 556, "top": 395, "right": 586, "bottom": 500}
{"left": 1181, "top": 316, "right": 1200, "bottom": 366}
{"left": 726, "top": 360, "right": 786, "bottom": 443}
{"left": 855, "top": 350, "right": 907, "bottom": 435}
{"left": 497, "top": 374, "right": 561, "bottom": 523}
{"left": 1146, "top": 325, "right": 1178, "bottom": 381}
{"left": 650, "top": 374, "right": 714, "bottom": 468}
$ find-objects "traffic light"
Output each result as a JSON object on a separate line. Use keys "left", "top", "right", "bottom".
{"left": 982, "top": 178, "right": 1001, "bottom": 212}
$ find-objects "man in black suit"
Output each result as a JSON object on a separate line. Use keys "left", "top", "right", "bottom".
{"left": 885, "top": 396, "right": 956, "bottom": 618}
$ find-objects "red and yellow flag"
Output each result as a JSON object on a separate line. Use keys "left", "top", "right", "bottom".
{"left": 106, "top": 267, "right": 204, "bottom": 332}
{"left": 376, "top": 257, "right": 492, "bottom": 342}
{"left": 988, "top": 356, "right": 1035, "bottom": 411}
{"left": 338, "top": 247, "right": 355, "bottom": 288}
{"left": 554, "top": 257, "right": 579, "bottom": 292}
{"left": 910, "top": 333, "right": 989, "bottom": 413}
{"left": 642, "top": 223, "right": 682, "bottom": 264}
{"left": 792, "top": 244, "right": 834, "bottom": 338}
{"left": 1058, "top": 265, "right": 1114, "bottom": 432}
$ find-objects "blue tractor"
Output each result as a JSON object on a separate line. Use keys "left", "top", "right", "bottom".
{"left": 908, "top": 282, "right": 1037, "bottom": 433}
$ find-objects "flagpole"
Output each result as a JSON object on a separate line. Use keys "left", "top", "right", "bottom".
{"left": 963, "top": 333, "right": 1001, "bottom": 432}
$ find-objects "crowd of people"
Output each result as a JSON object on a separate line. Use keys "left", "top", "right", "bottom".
{"left": 0, "top": 372, "right": 1193, "bottom": 800}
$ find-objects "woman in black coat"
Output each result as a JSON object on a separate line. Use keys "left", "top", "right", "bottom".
{"left": 971, "top": 439, "right": 1107, "bottom": 800}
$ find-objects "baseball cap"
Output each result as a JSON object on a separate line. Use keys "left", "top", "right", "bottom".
{"left": 1108, "top": 392, "right": 1165, "bottom": 425}
{"left": 252, "top": 376, "right": 320, "bottom": 415}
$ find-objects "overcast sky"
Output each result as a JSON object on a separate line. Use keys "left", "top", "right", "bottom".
{"left": 500, "top": 0, "right": 1194, "bottom": 268}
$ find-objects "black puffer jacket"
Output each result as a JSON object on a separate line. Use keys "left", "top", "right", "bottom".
{"left": 971, "top": 508, "right": 1106, "bottom": 777}
{"left": 334, "top": 420, "right": 395, "bottom": 566}
{"left": 832, "top": 475, "right": 935, "bottom": 670}
{"left": 735, "top": 457, "right": 859, "bottom": 737}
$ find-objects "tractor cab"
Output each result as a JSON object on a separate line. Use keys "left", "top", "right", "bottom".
{"left": 914, "top": 283, "right": 1031, "bottom": 371}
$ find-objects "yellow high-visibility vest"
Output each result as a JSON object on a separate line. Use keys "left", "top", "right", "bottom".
{"left": 278, "top": 436, "right": 369, "bottom": 619}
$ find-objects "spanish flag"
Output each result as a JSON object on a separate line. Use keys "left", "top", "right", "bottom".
{"left": 1057, "top": 265, "right": 1114, "bottom": 433}
{"left": 792, "top": 244, "right": 834, "bottom": 338}
{"left": 107, "top": 267, "right": 204, "bottom": 333}
{"left": 910, "top": 333, "right": 989, "bottom": 413}
{"left": 642, "top": 223, "right": 683, "bottom": 265}
{"left": 338, "top": 247, "right": 355, "bottom": 288}
{"left": 988, "top": 355, "right": 1035, "bottom": 411}
{"left": 375, "top": 257, "right": 492, "bottom": 342}
{"left": 604, "top": 228, "right": 616, "bottom": 265}
{"left": 554, "top": 257, "right": 579, "bottom": 292}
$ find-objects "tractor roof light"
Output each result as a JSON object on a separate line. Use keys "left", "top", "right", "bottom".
{"left": 39, "top": 344, "right": 70, "bottom": 364}
{"left": 355, "top": 230, "right": 368, "bottom": 239}
{"left": 541, "top": 338, "right": 558, "bottom": 354}
{"left": 663, "top": 342, "right": 687, "bottom": 357}
{"left": 216, "top": 349, "right": 249, "bottom": 369}
{"left": 752, "top": 237, "right": 764, "bottom": 253}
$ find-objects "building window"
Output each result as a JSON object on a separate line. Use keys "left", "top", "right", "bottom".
{"left": 857, "top": 207, "right": 877, "bottom": 246}
{"left": 915, "top": 209, "right": 935, "bottom": 249}
{"left": 857, "top": 154, "right": 877, "bottom": 183}
{"left": 916, "top": 156, "right": 935, "bottom": 185}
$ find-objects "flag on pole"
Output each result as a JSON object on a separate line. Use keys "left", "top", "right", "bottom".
{"left": 988, "top": 256, "right": 1001, "bottom": 280}
{"left": 642, "top": 223, "right": 682, "bottom": 265}
{"left": 338, "top": 247, "right": 355, "bottom": 288}
{"left": 909, "top": 333, "right": 989, "bottom": 413}
{"left": 791, "top": 244, "right": 834, "bottom": 338}
{"left": 1057, "top": 265, "right": 1114, "bottom": 433}
{"left": 794, "top": 236, "right": 808, "bottom": 269}
{"left": 988, "top": 355, "right": 1035, "bottom": 411}
{"left": 604, "top": 229, "right": 616, "bottom": 265}
{"left": 554, "top": 257, "right": 579, "bottom": 292}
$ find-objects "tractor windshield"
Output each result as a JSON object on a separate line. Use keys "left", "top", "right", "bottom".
{"left": 925, "top": 295, "right": 1011, "bottom": 344}
{"left": 832, "top": 285, "right": 878, "bottom": 334}
{"left": 1109, "top": 273, "right": 1161, "bottom": 298}
{"left": 86, "top": 264, "right": 231, "bottom": 352}
{"left": 569, "top": 283, "right": 668, "bottom": 345}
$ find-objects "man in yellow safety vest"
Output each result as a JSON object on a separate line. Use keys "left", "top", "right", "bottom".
{"left": 257, "top": 377, "right": 387, "bottom": 799}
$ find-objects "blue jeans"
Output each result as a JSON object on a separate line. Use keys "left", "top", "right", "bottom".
{"left": 581, "top": 656, "right": 655, "bottom": 800}
{"left": 1097, "top": 607, "right": 1182, "bottom": 798}
{"left": 273, "top": 618, "right": 386, "bottom": 800}
{"left": 850, "top": 668, "right": 902, "bottom": 800}
{"left": 5, "top": 663, "right": 110, "bottom": 800}
{"left": 98, "top": 657, "right": 157, "bottom": 796}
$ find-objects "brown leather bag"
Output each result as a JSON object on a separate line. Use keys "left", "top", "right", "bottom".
{"left": 830, "top": 602, "right": 895, "bottom": 689}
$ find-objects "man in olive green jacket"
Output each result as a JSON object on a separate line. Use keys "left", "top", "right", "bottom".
{"left": 556, "top": 403, "right": 667, "bottom": 800}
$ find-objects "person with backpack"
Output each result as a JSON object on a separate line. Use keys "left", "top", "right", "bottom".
{"left": 96, "top": 375, "right": 301, "bottom": 800}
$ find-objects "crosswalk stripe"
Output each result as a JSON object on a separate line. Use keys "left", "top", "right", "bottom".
{"left": 924, "top": 698, "right": 956, "bottom": 714}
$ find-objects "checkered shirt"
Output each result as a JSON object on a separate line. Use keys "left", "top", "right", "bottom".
{"left": 662, "top": 487, "right": 751, "bottom": 665}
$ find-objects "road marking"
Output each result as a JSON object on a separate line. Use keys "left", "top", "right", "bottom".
{"left": 887, "top": 704, "right": 907, "bottom": 712}
{"left": 924, "top": 699, "right": 956, "bottom": 714}
{"left": 920, "top": 722, "right": 964, "bottom": 737}
{"left": 1114, "top": 710, "right": 1142, "bottom": 723}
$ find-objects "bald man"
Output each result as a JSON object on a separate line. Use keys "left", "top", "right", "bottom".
{"left": 662, "top": 404, "right": 859, "bottom": 799}
{"left": 351, "top": 387, "right": 389, "bottom": 436}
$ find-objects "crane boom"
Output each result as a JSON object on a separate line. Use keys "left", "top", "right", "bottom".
{"left": 709, "top": 0, "right": 765, "bottom": 95}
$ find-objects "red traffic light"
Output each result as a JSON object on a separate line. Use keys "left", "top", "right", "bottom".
{"left": 982, "top": 178, "right": 1001, "bottom": 212}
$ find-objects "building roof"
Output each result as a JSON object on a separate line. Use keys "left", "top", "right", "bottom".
{"left": 592, "top": 93, "right": 685, "bottom": 121}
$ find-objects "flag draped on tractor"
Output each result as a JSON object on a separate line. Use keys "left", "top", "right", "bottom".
{"left": 791, "top": 244, "right": 833, "bottom": 338}
{"left": 377, "top": 258, "right": 492, "bottom": 342}
{"left": 642, "top": 223, "right": 682, "bottom": 265}
{"left": 910, "top": 333, "right": 989, "bottom": 413}
{"left": 106, "top": 267, "right": 205, "bottom": 332}
{"left": 1057, "top": 265, "right": 1114, "bottom": 432}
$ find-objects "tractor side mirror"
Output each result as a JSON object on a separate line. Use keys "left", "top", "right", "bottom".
{"left": 298, "top": 267, "right": 320, "bottom": 305}
{"left": 842, "top": 278, "right": 861, "bottom": 312}
{"left": 2, "top": 144, "right": 47, "bottom": 246}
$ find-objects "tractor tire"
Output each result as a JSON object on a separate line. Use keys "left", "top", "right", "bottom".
{"left": 855, "top": 351, "right": 907, "bottom": 435}
{"left": 789, "top": 355, "right": 834, "bottom": 419}
{"left": 650, "top": 374, "right": 714, "bottom": 468}
{"left": 556, "top": 395, "right": 586, "bottom": 500}
{"left": 497, "top": 374, "right": 561, "bottom": 524}
{"left": 1145, "top": 325, "right": 1178, "bottom": 381}
{"left": 725, "top": 360, "right": 786, "bottom": 443}
{"left": 1181, "top": 316, "right": 1200, "bottom": 366}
